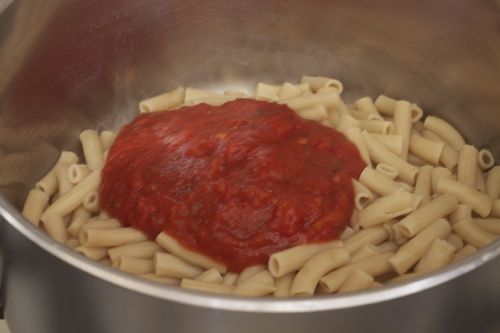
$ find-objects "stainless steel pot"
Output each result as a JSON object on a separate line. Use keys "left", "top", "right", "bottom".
{"left": 0, "top": 0, "right": 499, "bottom": 332}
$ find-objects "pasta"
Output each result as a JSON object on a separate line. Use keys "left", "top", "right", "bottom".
{"left": 449, "top": 204, "right": 472, "bottom": 225}
{"left": 338, "top": 269, "right": 374, "bottom": 293}
{"left": 255, "top": 83, "right": 281, "bottom": 101}
{"left": 396, "top": 194, "right": 458, "bottom": 238}
{"left": 409, "top": 131, "right": 444, "bottom": 165}
{"left": 277, "top": 83, "right": 304, "bottom": 99}
{"left": 475, "top": 218, "right": 500, "bottom": 235}
{"left": 423, "top": 116, "right": 465, "bottom": 151}
{"left": 343, "top": 127, "right": 372, "bottom": 167}
{"left": 41, "top": 171, "right": 101, "bottom": 220}
{"left": 156, "top": 232, "right": 227, "bottom": 274}
{"left": 82, "top": 190, "right": 100, "bottom": 213}
{"left": 154, "top": 252, "right": 203, "bottom": 278}
{"left": 358, "top": 167, "right": 401, "bottom": 196}
{"left": 36, "top": 151, "right": 79, "bottom": 196}
{"left": 76, "top": 247, "right": 108, "bottom": 261}
{"left": 100, "top": 130, "right": 117, "bottom": 151}
{"left": 139, "top": 87, "right": 185, "bottom": 113}
{"left": 343, "top": 226, "right": 389, "bottom": 253}
{"left": 55, "top": 163, "right": 73, "bottom": 195}
{"left": 357, "top": 191, "right": 415, "bottom": 228}
{"left": 370, "top": 134, "right": 403, "bottom": 155}
{"left": 300, "top": 76, "right": 343, "bottom": 93}
{"left": 486, "top": 166, "right": 500, "bottom": 199}
{"left": 392, "top": 100, "right": 412, "bottom": 160}
{"left": 67, "top": 164, "right": 90, "bottom": 184}
{"left": 374, "top": 95, "right": 396, "bottom": 116}
{"left": 389, "top": 219, "right": 451, "bottom": 275}
{"left": 222, "top": 272, "right": 239, "bottom": 286}
{"left": 113, "top": 257, "right": 154, "bottom": 275}
{"left": 67, "top": 206, "right": 91, "bottom": 237}
{"left": 362, "top": 131, "right": 419, "bottom": 184}
{"left": 492, "top": 199, "right": 500, "bottom": 218}
{"left": 452, "top": 218, "right": 496, "bottom": 248}
{"left": 457, "top": 145, "right": 478, "bottom": 188}
{"left": 268, "top": 240, "right": 342, "bottom": 278}
{"left": 22, "top": 189, "right": 49, "bottom": 226}
{"left": 478, "top": 149, "right": 495, "bottom": 171}
{"left": 273, "top": 273, "right": 295, "bottom": 298}
{"left": 232, "top": 271, "right": 276, "bottom": 297}
{"left": 22, "top": 76, "right": 500, "bottom": 298}
{"left": 355, "top": 97, "right": 383, "bottom": 119}
{"left": 194, "top": 269, "right": 223, "bottom": 284}
{"left": 80, "top": 227, "right": 148, "bottom": 248}
{"left": 414, "top": 165, "right": 433, "bottom": 205}
{"left": 295, "top": 105, "right": 329, "bottom": 122}
{"left": 436, "top": 178, "right": 492, "bottom": 217}
{"left": 80, "top": 130, "right": 104, "bottom": 171}
{"left": 350, "top": 244, "right": 380, "bottom": 262}
{"left": 80, "top": 218, "right": 121, "bottom": 231}
{"left": 281, "top": 92, "right": 338, "bottom": 111}
{"left": 358, "top": 120, "right": 394, "bottom": 135}
{"left": 180, "top": 279, "right": 233, "bottom": 294}
{"left": 352, "top": 180, "right": 376, "bottom": 210}
{"left": 445, "top": 233, "right": 464, "bottom": 251}
{"left": 319, "top": 252, "right": 393, "bottom": 293}
{"left": 451, "top": 244, "right": 477, "bottom": 262}
{"left": 414, "top": 239, "right": 455, "bottom": 274}
{"left": 184, "top": 88, "right": 225, "bottom": 105}
{"left": 290, "top": 248, "right": 349, "bottom": 296}
{"left": 108, "top": 241, "right": 162, "bottom": 261}
{"left": 476, "top": 169, "right": 486, "bottom": 193}
{"left": 431, "top": 167, "right": 452, "bottom": 194}
{"left": 237, "top": 265, "right": 267, "bottom": 285}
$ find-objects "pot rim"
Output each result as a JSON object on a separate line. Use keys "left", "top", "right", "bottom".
{"left": 1, "top": 195, "right": 499, "bottom": 313}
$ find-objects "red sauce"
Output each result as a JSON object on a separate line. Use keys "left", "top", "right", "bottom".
{"left": 100, "top": 99, "right": 365, "bottom": 272}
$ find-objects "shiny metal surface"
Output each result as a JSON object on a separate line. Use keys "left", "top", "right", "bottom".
{"left": 0, "top": 0, "right": 499, "bottom": 332}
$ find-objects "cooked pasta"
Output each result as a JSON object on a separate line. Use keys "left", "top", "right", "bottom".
{"left": 290, "top": 248, "right": 349, "bottom": 296}
{"left": 392, "top": 100, "right": 412, "bottom": 160}
{"left": 139, "top": 87, "right": 185, "bottom": 113}
{"left": 194, "top": 269, "right": 223, "bottom": 284}
{"left": 357, "top": 191, "right": 415, "bottom": 228}
{"left": 436, "top": 178, "right": 492, "bottom": 217}
{"left": 22, "top": 76, "right": 500, "bottom": 298}
{"left": 423, "top": 116, "right": 465, "bottom": 151}
{"left": 358, "top": 167, "right": 401, "bottom": 196}
{"left": 414, "top": 239, "right": 455, "bottom": 274}
{"left": 452, "top": 218, "right": 497, "bottom": 248}
{"left": 273, "top": 273, "right": 295, "bottom": 298}
{"left": 338, "top": 269, "right": 374, "bottom": 293}
{"left": 389, "top": 219, "right": 451, "bottom": 275}
{"left": 396, "top": 194, "right": 458, "bottom": 238}
{"left": 362, "top": 131, "right": 419, "bottom": 184}
{"left": 22, "top": 189, "right": 49, "bottom": 226}
{"left": 232, "top": 271, "right": 276, "bottom": 297}
{"left": 36, "top": 151, "right": 79, "bottom": 196}
{"left": 237, "top": 265, "right": 267, "bottom": 285}
{"left": 457, "top": 145, "right": 478, "bottom": 188}
{"left": 268, "top": 240, "right": 342, "bottom": 278}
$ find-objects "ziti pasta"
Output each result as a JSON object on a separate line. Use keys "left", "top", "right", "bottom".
{"left": 23, "top": 75, "right": 499, "bottom": 297}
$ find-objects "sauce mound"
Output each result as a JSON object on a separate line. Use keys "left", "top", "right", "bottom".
{"left": 100, "top": 99, "right": 365, "bottom": 272}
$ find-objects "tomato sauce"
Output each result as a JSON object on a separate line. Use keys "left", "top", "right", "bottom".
{"left": 100, "top": 99, "right": 365, "bottom": 272}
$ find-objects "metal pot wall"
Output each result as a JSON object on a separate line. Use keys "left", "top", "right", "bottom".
{"left": 0, "top": 0, "right": 499, "bottom": 332}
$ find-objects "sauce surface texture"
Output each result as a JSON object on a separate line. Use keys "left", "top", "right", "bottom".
{"left": 100, "top": 99, "right": 365, "bottom": 272}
